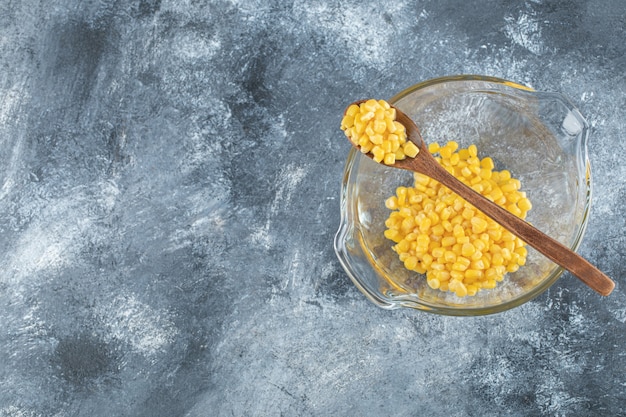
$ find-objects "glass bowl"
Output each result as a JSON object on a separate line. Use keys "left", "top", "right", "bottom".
{"left": 334, "top": 75, "right": 591, "bottom": 315}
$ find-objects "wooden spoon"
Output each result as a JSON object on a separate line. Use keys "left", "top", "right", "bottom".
{"left": 346, "top": 100, "right": 615, "bottom": 296}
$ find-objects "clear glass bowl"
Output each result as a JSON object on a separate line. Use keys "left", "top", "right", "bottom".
{"left": 334, "top": 75, "right": 591, "bottom": 315}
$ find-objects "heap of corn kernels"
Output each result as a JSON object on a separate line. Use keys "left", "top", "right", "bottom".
{"left": 384, "top": 141, "right": 532, "bottom": 297}
{"left": 340, "top": 99, "right": 420, "bottom": 165}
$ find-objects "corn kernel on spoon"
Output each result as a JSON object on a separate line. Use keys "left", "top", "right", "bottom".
{"left": 342, "top": 99, "right": 615, "bottom": 296}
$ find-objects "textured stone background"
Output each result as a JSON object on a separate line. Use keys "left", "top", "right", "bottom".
{"left": 0, "top": 0, "right": 625, "bottom": 416}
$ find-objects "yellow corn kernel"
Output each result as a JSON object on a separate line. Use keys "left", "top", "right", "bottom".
{"left": 479, "top": 168, "right": 492, "bottom": 180}
{"left": 383, "top": 153, "right": 396, "bottom": 165}
{"left": 371, "top": 146, "right": 384, "bottom": 163}
{"left": 369, "top": 132, "right": 383, "bottom": 145}
{"left": 346, "top": 104, "right": 359, "bottom": 117}
{"left": 438, "top": 271, "right": 451, "bottom": 282}
{"left": 384, "top": 229, "right": 400, "bottom": 241}
{"left": 404, "top": 256, "right": 418, "bottom": 270}
{"left": 455, "top": 282, "right": 468, "bottom": 297}
{"left": 432, "top": 247, "right": 445, "bottom": 259}
{"left": 439, "top": 146, "right": 452, "bottom": 159}
{"left": 421, "top": 253, "right": 434, "bottom": 267}
{"left": 388, "top": 134, "right": 400, "bottom": 149}
{"left": 430, "top": 262, "right": 445, "bottom": 271}
{"left": 428, "top": 142, "right": 440, "bottom": 154}
{"left": 440, "top": 236, "right": 455, "bottom": 247}
{"left": 461, "top": 207, "right": 475, "bottom": 220}
{"left": 394, "top": 149, "right": 406, "bottom": 161}
{"left": 452, "top": 224, "right": 464, "bottom": 238}
{"left": 473, "top": 239, "right": 486, "bottom": 252}
{"left": 518, "top": 197, "right": 532, "bottom": 211}
{"left": 501, "top": 181, "right": 518, "bottom": 193}
{"left": 480, "top": 157, "right": 494, "bottom": 169}
{"left": 444, "top": 251, "right": 457, "bottom": 263}
{"left": 450, "top": 271, "right": 464, "bottom": 281}
{"left": 485, "top": 268, "right": 498, "bottom": 280}
{"left": 483, "top": 279, "right": 497, "bottom": 289}
{"left": 470, "top": 216, "right": 488, "bottom": 234}
{"left": 417, "top": 233, "right": 430, "bottom": 248}
{"left": 417, "top": 216, "right": 430, "bottom": 233}
{"left": 489, "top": 187, "right": 504, "bottom": 202}
{"left": 456, "top": 256, "right": 471, "bottom": 268}
{"left": 446, "top": 141, "right": 459, "bottom": 152}
{"left": 375, "top": 99, "right": 388, "bottom": 110}
{"left": 403, "top": 141, "right": 419, "bottom": 158}
{"left": 382, "top": 140, "right": 392, "bottom": 154}
{"left": 361, "top": 111, "right": 375, "bottom": 122}
{"left": 385, "top": 196, "right": 398, "bottom": 210}
{"left": 468, "top": 144, "right": 478, "bottom": 157}
{"left": 396, "top": 239, "right": 410, "bottom": 253}
{"left": 373, "top": 119, "right": 387, "bottom": 134}
{"left": 428, "top": 278, "right": 441, "bottom": 289}
{"left": 471, "top": 183, "right": 484, "bottom": 193}
{"left": 465, "top": 269, "right": 483, "bottom": 280}
{"left": 514, "top": 246, "right": 528, "bottom": 258}
{"left": 467, "top": 285, "right": 478, "bottom": 296}
{"left": 470, "top": 250, "right": 483, "bottom": 261}
{"left": 359, "top": 141, "right": 373, "bottom": 154}
{"left": 353, "top": 118, "right": 365, "bottom": 134}
{"left": 503, "top": 240, "right": 516, "bottom": 253}
{"left": 471, "top": 259, "right": 485, "bottom": 270}
{"left": 501, "top": 230, "right": 515, "bottom": 241}
{"left": 487, "top": 228, "right": 502, "bottom": 241}
{"left": 440, "top": 207, "right": 452, "bottom": 221}
{"left": 341, "top": 114, "right": 354, "bottom": 129}
{"left": 461, "top": 242, "right": 476, "bottom": 257}
{"left": 452, "top": 262, "right": 468, "bottom": 272}
{"left": 400, "top": 216, "right": 415, "bottom": 231}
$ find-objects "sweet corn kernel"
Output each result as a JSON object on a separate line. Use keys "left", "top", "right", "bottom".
{"left": 455, "top": 282, "right": 468, "bottom": 297}
{"left": 518, "top": 197, "right": 532, "bottom": 211}
{"left": 441, "top": 236, "right": 456, "bottom": 247}
{"left": 428, "top": 142, "right": 440, "bottom": 153}
{"left": 385, "top": 196, "right": 398, "bottom": 210}
{"left": 383, "top": 153, "right": 396, "bottom": 165}
{"left": 470, "top": 217, "right": 489, "bottom": 234}
{"left": 480, "top": 157, "right": 494, "bottom": 169}
{"left": 404, "top": 141, "right": 420, "bottom": 158}
{"left": 432, "top": 247, "right": 445, "bottom": 259}
{"left": 404, "top": 256, "right": 418, "bottom": 270}
{"left": 372, "top": 146, "right": 385, "bottom": 163}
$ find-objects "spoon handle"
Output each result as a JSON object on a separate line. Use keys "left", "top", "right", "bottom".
{"left": 420, "top": 159, "right": 614, "bottom": 296}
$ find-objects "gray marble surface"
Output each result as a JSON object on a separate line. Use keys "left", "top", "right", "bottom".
{"left": 1, "top": 0, "right": 625, "bottom": 416}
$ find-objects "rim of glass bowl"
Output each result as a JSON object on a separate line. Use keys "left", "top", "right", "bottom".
{"left": 334, "top": 75, "right": 592, "bottom": 315}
